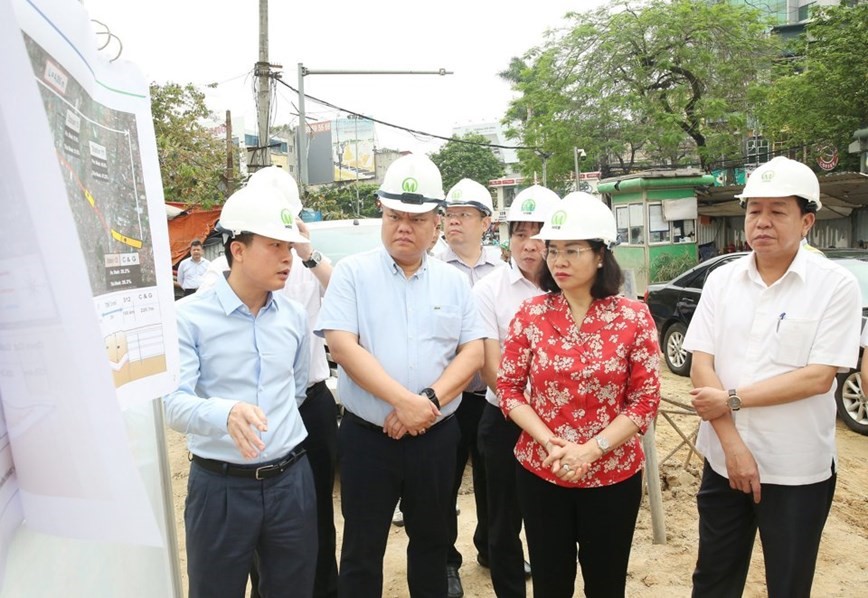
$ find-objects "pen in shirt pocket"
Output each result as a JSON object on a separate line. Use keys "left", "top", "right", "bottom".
{"left": 776, "top": 312, "right": 786, "bottom": 333}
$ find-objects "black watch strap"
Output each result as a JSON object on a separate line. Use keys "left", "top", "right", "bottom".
{"left": 302, "top": 250, "right": 321, "bottom": 269}
{"left": 421, "top": 387, "right": 440, "bottom": 409}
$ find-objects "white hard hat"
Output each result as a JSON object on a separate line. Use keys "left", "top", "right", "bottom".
{"left": 507, "top": 185, "right": 560, "bottom": 223}
{"left": 735, "top": 156, "right": 822, "bottom": 211}
{"left": 444, "top": 178, "right": 494, "bottom": 216}
{"left": 377, "top": 154, "right": 445, "bottom": 213}
{"left": 217, "top": 185, "right": 309, "bottom": 244}
{"left": 535, "top": 191, "right": 617, "bottom": 247}
{"left": 247, "top": 166, "right": 303, "bottom": 215}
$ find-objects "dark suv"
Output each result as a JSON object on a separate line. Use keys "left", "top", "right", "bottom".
{"left": 644, "top": 249, "right": 868, "bottom": 435}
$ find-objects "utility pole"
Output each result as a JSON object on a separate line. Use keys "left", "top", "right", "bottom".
{"left": 537, "top": 151, "right": 551, "bottom": 187}
{"left": 573, "top": 147, "right": 586, "bottom": 192}
{"left": 225, "top": 110, "right": 234, "bottom": 198}
{"left": 348, "top": 114, "right": 361, "bottom": 217}
{"left": 254, "top": 0, "right": 270, "bottom": 169}
{"left": 296, "top": 65, "right": 453, "bottom": 191}
{"left": 354, "top": 116, "right": 360, "bottom": 217}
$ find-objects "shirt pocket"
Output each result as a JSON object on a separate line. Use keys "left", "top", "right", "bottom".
{"left": 428, "top": 305, "right": 462, "bottom": 342}
{"left": 772, "top": 317, "right": 819, "bottom": 368}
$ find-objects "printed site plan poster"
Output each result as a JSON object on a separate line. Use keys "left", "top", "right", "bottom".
{"left": 18, "top": 0, "right": 179, "bottom": 406}
{"left": 0, "top": 0, "right": 170, "bottom": 589}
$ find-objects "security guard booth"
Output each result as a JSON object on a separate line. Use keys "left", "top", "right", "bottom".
{"left": 598, "top": 170, "right": 715, "bottom": 297}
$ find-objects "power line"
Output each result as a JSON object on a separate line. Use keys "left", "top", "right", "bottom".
{"left": 273, "top": 77, "right": 541, "bottom": 151}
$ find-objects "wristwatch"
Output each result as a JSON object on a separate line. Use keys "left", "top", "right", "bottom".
{"left": 594, "top": 435, "right": 610, "bottom": 454}
{"left": 302, "top": 250, "right": 322, "bottom": 269}
{"left": 727, "top": 389, "right": 742, "bottom": 411}
{"left": 420, "top": 387, "right": 440, "bottom": 409}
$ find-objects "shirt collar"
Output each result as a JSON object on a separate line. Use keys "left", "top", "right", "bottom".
{"left": 742, "top": 247, "right": 807, "bottom": 287}
{"left": 441, "top": 244, "right": 499, "bottom": 268}
{"left": 214, "top": 272, "right": 276, "bottom": 316}
{"left": 381, "top": 245, "right": 428, "bottom": 279}
{"left": 507, "top": 257, "right": 539, "bottom": 288}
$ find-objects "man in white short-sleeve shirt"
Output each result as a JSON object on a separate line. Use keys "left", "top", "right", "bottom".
{"left": 684, "top": 157, "right": 862, "bottom": 598}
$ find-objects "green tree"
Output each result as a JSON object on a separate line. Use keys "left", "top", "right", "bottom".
{"left": 429, "top": 133, "right": 505, "bottom": 192}
{"left": 305, "top": 183, "right": 381, "bottom": 220}
{"left": 753, "top": 2, "right": 868, "bottom": 171}
{"left": 150, "top": 82, "right": 232, "bottom": 207}
{"left": 501, "top": 0, "right": 780, "bottom": 181}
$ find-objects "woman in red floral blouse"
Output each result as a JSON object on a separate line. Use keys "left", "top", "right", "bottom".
{"left": 497, "top": 192, "right": 660, "bottom": 598}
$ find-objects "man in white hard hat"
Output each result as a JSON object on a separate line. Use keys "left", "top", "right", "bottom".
{"left": 473, "top": 185, "right": 559, "bottom": 598}
{"left": 316, "top": 154, "right": 485, "bottom": 598}
{"left": 433, "top": 178, "right": 503, "bottom": 598}
{"left": 164, "top": 185, "right": 317, "bottom": 597}
{"left": 244, "top": 167, "right": 339, "bottom": 598}
{"left": 685, "top": 156, "right": 862, "bottom": 597}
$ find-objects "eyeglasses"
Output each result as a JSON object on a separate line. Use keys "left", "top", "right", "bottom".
{"left": 444, "top": 211, "right": 481, "bottom": 221}
{"left": 544, "top": 247, "right": 595, "bottom": 261}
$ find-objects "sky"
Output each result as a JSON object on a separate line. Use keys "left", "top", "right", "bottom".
{"left": 82, "top": 0, "right": 608, "bottom": 155}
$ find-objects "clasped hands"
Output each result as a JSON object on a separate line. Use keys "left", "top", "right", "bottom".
{"left": 690, "top": 387, "right": 730, "bottom": 421}
{"left": 383, "top": 392, "right": 440, "bottom": 439}
{"left": 543, "top": 437, "right": 595, "bottom": 481}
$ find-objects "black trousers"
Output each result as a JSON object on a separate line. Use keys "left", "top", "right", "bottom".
{"left": 517, "top": 466, "right": 642, "bottom": 598}
{"left": 186, "top": 453, "right": 317, "bottom": 598}
{"left": 692, "top": 460, "right": 836, "bottom": 598}
{"left": 338, "top": 412, "right": 459, "bottom": 598}
{"left": 477, "top": 402, "right": 526, "bottom": 598}
{"left": 251, "top": 381, "right": 338, "bottom": 598}
{"left": 447, "top": 391, "right": 489, "bottom": 568}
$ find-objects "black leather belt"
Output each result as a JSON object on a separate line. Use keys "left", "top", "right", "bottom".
{"left": 306, "top": 379, "right": 327, "bottom": 397}
{"left": 343, "top": 409, "right": 455, "bottom": 434}
{"left": 191, "top": 446, "right": 306, "bottom": 480}
{"left": 466, "top": 390, "right": 487, "bottom": 398}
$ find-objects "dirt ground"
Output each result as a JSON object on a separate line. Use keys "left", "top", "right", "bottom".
{"left": 166, "top": 368, "right": 868, "bottom": 597}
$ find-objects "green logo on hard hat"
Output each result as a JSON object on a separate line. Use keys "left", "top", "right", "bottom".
{"left": 521, "top": 198, "right": 536, "bottom": 213}
{"left": 761, "top": 170, "right": 775, "bottom": 182}
{"left": 280, "top": 208, "right": 294, "bottom": 228}
{"left": 402, "top": 177, "right": 419, "bottom": 193}
{"left": 451, "top": 189, "right": 463, "bottom": 199}
{"left": 550, "top": 210, "right": 568, "bottom": 229}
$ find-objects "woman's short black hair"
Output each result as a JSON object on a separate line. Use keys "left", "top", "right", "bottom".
{"left": 223, "top": 232, "right": 254, "bottom": 268}
{"left": 539, "top": 240, "right": 623, "bottom": 299}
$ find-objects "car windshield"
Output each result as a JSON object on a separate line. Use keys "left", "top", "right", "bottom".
{"left": 306, "top": 220, "right": 382, "bottom": 263}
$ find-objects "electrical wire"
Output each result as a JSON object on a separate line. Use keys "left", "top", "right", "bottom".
{"left": 273, "top": 77, "right": 541, "bottom": 151}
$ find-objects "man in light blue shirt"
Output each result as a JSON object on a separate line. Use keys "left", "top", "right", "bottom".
{"left": 316, "top": 154, "right": 485, "bottom": 598}
{"left": 164, "top": 185, "right": 317, "bottom": 598}
{"left": 433, "top": 178, "right": 503, "bottom": 598}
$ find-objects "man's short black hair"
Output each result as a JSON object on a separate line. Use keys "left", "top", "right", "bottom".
{"left": 191, "top": 239, "right": 203, "bottom": 247}
{"left": 508, "top": 221, "right": 543, "bottom": 237}
{"left": 223, "top": 233, "right": 254, "bottom": 268}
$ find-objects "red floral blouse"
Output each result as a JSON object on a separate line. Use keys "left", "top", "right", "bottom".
{"left": 497, "top": 293, "right": 661, "bottom": 488}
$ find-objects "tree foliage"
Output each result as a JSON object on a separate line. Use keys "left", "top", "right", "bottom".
{"left": 501, "top": 0, "right": 780, "bottom": 181}
{"left": 150, "top": 82, "right": 232, "bottom": 207}
{"left": 429, "top": 133, "right": 505, "bottom": 192}
{"left": 305, "top": 183, "right": 381, "bottom": 220}
{"left": 753, "top": 2, "right": 868, "bottom": 171}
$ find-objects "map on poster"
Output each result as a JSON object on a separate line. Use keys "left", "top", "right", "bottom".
{"left": 20, "top": 31, "right": 176, "bottom": 398}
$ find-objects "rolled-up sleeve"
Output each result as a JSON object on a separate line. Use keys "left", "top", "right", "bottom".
{"left": 497, "top": 303, "right": 534, "bottom": 417}
{"left": 621, "top": 304, "right": 661, "bottom": 433}
{"left": 315, "top": 260, "right": 358, "bottom": 337}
